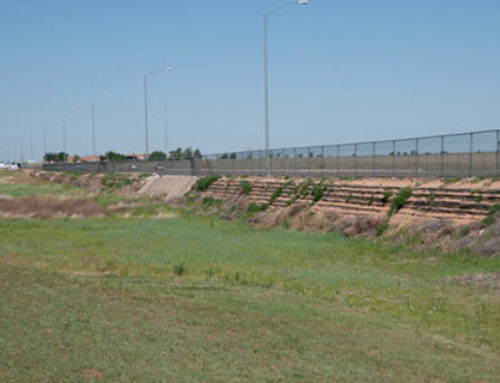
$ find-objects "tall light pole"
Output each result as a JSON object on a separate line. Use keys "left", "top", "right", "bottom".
{"left": 263, "top": 0, "right": 308, "bottom": 176}
{"left": 144, "top": 67, "right": 173, "bottom": 160}
{"left": 91, "top": 95, "right": 112, "bottom": 159}
{"left": 62, "top": 116, "right": 67, "bottom": 162}
{"left": 43, "top": 124, "right": 47, "bottom": 160}
{"left": 30, "top": 128, "right": 33, "bottom": 161}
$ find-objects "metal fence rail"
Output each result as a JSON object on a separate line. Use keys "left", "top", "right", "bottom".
{"left": 43, "top": 129, "right": 500, "bottom": 178}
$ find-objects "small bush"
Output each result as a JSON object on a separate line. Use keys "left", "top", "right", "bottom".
{"left": 483, "top": 204, "right": 500, "bottom": 226}
{"left": 270, "top": 186, "right": 284, "bottom": 205}
{"left": 427, "top": 194, "right": 435, "bottom": 208}
{"left": 247, "top": 203, "right": 268, "bottom": 213}
{"left": 174, "top": 263, "right": 185, "bottom": 276}
{"left": 376, "top": 223, "right": 390, "bottom": 237}
{"left": 443, "top": 177, "right": 461, "bottom": 185}
{"left": 311, "top": 185, "right": 326, "bottom": 203}
{"left": 240, "top": 181, "right": 253, "bottom": 195}
{"left": 345, "top": 194, "right": 352, "bottom": 203}
{"left": 388, "top": 187, "right": 412, "bottom": 217}
{"left": 101, "top": 174, "right": 133, "bottom": 190}
{"left": 202, "top": 196, "right": 222, "bottom": 208}
{"left": 368, "top": 194, "right": 375, "bottom": 206}
{"left": 195, "top": 175, "right": 221, "bottom": 191}
{"left": 381, "top": 190, "right": 393, "bottom": 205}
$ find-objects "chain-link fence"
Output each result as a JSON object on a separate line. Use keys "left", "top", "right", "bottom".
{"left": 198, "top": 130, "right": 500, "bottom": 178}
{"left": 44, "top": 130, "right": 500, "bottom": 178}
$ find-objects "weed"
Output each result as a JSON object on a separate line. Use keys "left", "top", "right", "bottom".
{"left": 483, "top": 204, "right": 500, "bottom": 226}
{"left": 459, "top": 225, "right": 472, "bottom": 237}
{"left": 101, "top": 174, "right": 133, "bottom": 190}
{"left": 174, "top": 263, "right": 186, "bottom": 276}
{"left": 247, "top": 203, "right": 268, "bottom": 213}
{"left": 202, "top": 197, "right": 222, "bottom": 208}
{"left": 311, "top": 185, "right": 326, "bottom": 203}
{"left": 443, "top": 177, "right": 461, "bottom": 185}
{"left": 427, "top": 194, "right": 435, "bottom": 208}
{"left": 270, "top": 186, "right": 284, "bottom": 205}
{"left": 345, "top": 193, "right": 352, "bottom": 203}
{"left": 240, "top": 181, "right": 252, "bottom": 195}
{"left": 382, "top": 190, "right": 393, "bottom": 205}
{"left": 388, "top": 187, "right": 412, "bottom": 217}
{"left": 368, "top": 194, "right": 375, "bottom": 206}
{"left": 376, "top": 223, "right": 390, "bottom": 237}
{"left": 195, "top": 175, "right": 221, "bottom": 191}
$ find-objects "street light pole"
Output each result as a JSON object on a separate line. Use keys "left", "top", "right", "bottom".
{"left": 91, "top": 100, "right": 96, "bottom": 158}
{"left": 62, "top": 116, "right": 67, "bottom": 162}
{"left": 263, "top": 0, "right": 309, "bottom": 176}
{"left": 90, "top": 95, "right": 111, "bottom": 159}
{"left": 43, "top": 124, "right": 47, "bottom": 159}
{"left": 143, "top": 67, "right": 173, "bottom": 160}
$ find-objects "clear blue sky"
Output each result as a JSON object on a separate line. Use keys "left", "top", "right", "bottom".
{"left": 1, "top": 0, "right": 499, "bottom": 160}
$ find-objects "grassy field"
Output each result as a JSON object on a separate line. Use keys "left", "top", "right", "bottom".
{"left": 0, "top": 173, "right": 499, "bottom": 381}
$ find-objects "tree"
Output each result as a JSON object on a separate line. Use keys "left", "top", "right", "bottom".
{"left": 194, "top": 149, "right": 203, "bottom": 159}
{"left": 169, "top": 148, "right": 183, "bottom": 160}
{"left": 149, "top": 151, "right": 167, "bottom": 161}
{"left": 72, "top": 155, "right": 81, "bottom": 163}
{"left": 44, "top": 152, "right": 68, "bottom": 163}
{"left": 182, "top": 147, "right": 193, "bottom": 159}
{"left": 104, "top": 151, "right": 126, "bottom": 161}
{"left": 230, "top": 153, "right": 237, "bottom": 160}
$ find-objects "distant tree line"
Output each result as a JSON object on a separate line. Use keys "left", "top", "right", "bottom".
{"left": 97, "top": 148, "right": 203, "bottom": 162}
{"left": 44, "top": 152, "right": 69, "bottom": 163}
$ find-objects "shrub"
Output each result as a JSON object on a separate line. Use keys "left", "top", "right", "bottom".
{"left": 240, "top": 181, "right": 252, "bottom": 195}
{"left": 247, "top": 203, "right": 268, "bottom": 213}
{"left": 483, "top": 204, "right": 500, "bottom": 226}
{"left": 345, "top": 193, "right": 352, "bottom": 203}
{"left": 195, "top": 175, "right": 221, "bottom": 191}
{"left": 101, "top": 174, "right": 133, "bottom": 190}
{"left": 443, "top": 177, "right": 461, "bottom": 185}
{"left": 388, "top": 187, "right": 412, "bottom": 217}
{"left": 376, "top": 223, "right": 390, "bottom": 237}
{"left": 174, "top": 263, "right": 185, "bottom": 276}
{"left": 269, "top": 186, "right": 284, "bottom": 205}
{"left": 427, "top": 194, "right": 435, "bottom": 208}
{"left": 311, "top": 185, "right": 326, "bottom": 203}
{"left": 202, "top": 196, "right": 222, "bottom": 208}
{"left": 381, "top": 190, "right": 393, "bottom": 205}
{"left": 368, "top": 194, "right": 375, "bottom": 206}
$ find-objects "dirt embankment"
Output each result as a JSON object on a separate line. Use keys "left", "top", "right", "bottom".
{"left": 0, "top": 195, "right": 104, "bottom": 219}
{"left": 191, "top": 175, "right": 500, "bottom": 256}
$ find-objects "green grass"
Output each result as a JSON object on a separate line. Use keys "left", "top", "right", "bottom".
{"left": 0, "top": 216, "right": 499, "bottom": 381}
{"left": 0, "top": 173, "right": 500, "bottom": 381}
{"left": 0, "top": 181, "right": 81, "bottom": 197}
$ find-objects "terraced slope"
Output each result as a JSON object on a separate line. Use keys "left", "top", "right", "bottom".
{"left": 201, "top": 177, "right": 500, "bottom": 222}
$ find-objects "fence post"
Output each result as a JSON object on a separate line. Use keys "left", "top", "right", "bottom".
{"left": 321, "top": 146, "right": 325, "bottom": 177}
{"left": 293, "top": 147, "right": 297, "bottom": 177}
{"left": 354, "top": 143, "right": 358, "bottom": 178}
{"left": 372, "top": 142, "right": 376, "bottom": 177}
{"left": 308, "top": 147, "right": 312, "bottom": 177}
{"left": 336, "top": 145, "right": 340, "bottom": 178}
{"left": 469, "top": 132, "right": 473, "bottom": 177}
{"left": 281, "top": 148, "right": 286, "bottom": 177}
{"left": 415, "top": 138, "right": 419, "bottom": 178}
{"left": 497, "top": 130, "right": 500, "bottom": 177}
{"left": 392, "top": 140, "right": 396, "bottom": 177}
{"left": 440, "top": 135, "right": 445, "bottom": 178}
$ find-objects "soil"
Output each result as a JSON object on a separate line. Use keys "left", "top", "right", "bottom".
{"left": 0, "top": 196, "right": 104, "bottom": 219}
{"left": 446, "top": 273, "right": 500, "bottom": 291}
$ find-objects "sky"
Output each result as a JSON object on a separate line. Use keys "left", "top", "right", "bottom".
{"left": 1, "top": 0, "right": 499, "bottom": 161}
